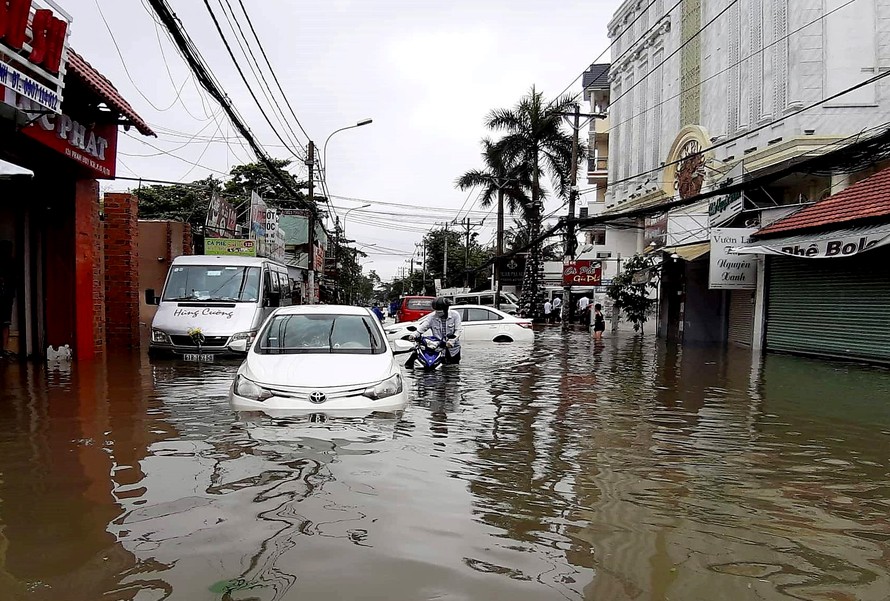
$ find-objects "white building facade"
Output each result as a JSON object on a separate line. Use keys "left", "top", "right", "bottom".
{"left": 604, "top": 0, "right": 890, "bottom": 347}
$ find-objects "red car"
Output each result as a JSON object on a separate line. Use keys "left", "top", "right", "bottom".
{"left": 395, "top": 296, "right": 435, "bottom": 323}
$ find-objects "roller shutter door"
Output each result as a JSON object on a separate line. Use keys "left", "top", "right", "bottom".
{"left": 766, "top": 249, "right": 890, "bottom": 362}
{"left": 728, "top": 290, "right": 754, "bottom": 346}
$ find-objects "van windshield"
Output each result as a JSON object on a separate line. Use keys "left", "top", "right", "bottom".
{"left": 163, "top": 265, "right": 261, "bottom": 302}
{"left": 257, "top": 313, "right": 385, "bottom": 354}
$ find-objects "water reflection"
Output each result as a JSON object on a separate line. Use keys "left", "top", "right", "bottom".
{"left": 0, "top": 331, "right": 887, "bottom": 600}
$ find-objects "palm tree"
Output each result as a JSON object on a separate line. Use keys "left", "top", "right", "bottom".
{"left": 455, "top": 137, "right": 533, "bottom": 217}
{"left": 484, "top": 86, "right": 579, "bottom": 317}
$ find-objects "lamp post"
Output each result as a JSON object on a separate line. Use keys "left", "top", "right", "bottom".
{"left": 322, "top": 118, "right": 373, "bottom": 184}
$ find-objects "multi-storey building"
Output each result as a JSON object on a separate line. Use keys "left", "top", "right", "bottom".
{"left": 602, "top": 0, "right": 890, "bottom": 353}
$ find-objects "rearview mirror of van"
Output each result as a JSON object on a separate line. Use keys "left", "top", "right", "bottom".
{"left": 228, "top": 339, "right": 249, "bottom": 353}
{"left": 144, "top": 289, "right": 160, "bottom": 306}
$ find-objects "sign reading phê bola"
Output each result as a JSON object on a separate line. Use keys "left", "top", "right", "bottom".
{"left": 205, "top": 239, "right": 256, "bottom": 257}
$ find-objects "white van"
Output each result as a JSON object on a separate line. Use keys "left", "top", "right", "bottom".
{"left": 440, "top": 290, "right": 519, "bottom": 314}
{"left": 146, "top": 255, "right": 294, "bottom": 359}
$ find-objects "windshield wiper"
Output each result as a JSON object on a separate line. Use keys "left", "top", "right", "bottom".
{"left": 327, "top": 319, "right": 336, "bottom": 354}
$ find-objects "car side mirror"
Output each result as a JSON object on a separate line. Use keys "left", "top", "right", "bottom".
{"left": 228, "top": 339, "right": 249, "bottom": 353}
{"left": 265, "top": 291, "right": 281, "bottom": 308}
{"left": 145, "top": 289, "right": 160, "bottom": 306}
{"left": 392, "top": 339, "right": 414, "bottom": 354}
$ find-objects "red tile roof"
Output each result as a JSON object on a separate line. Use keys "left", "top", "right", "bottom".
{"left": 66, "top": 50, "right": 155, "bottom": 137}
{"left": 756, "top": 167, "right": 890, "bottom": 237}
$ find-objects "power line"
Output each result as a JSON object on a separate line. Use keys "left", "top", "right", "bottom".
{"left": 120, "top": 132, "right": 230, "bottom": 175}
{"left": 200, "top": 0, "right": 307, "bottom": 161}
{"left": 145, "top": 0, "right": 321, "bottom": 223}
{"left": 233, "top": 0, "right": 312, "bottom": 142}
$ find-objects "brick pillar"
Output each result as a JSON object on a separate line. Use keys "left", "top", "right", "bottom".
{"left": 104, "top": 193, "right": 140, "bottom": 349}
{"left": 182, "top": 223, "right": 193, "bottom": 255}
{"left": 73, "top": 179, "right": 104, "bottom": 359}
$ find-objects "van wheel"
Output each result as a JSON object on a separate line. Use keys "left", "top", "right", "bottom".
{"left": 492, "top": 335, "right": 513, "bottom": 343}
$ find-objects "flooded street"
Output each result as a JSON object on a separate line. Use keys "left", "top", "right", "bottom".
{"left": 1, "top": 327, "right": 890, "bottom": 601}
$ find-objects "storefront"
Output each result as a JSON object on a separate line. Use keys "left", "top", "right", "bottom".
{"left": 0, "top": 2, "right": 154, "bottom": 359}
{"left": 734, "top": 167, "right": 890, "bottom": 363}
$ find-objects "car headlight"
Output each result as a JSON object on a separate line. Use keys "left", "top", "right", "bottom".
{"left": 362, "top": 373, "right": 402, "bottom": 400}
{"left": 229, "top": 331, "right": 257, "bottom": 343}
{"left": 151, "top": 329, "right": 171, "bottom": 344}
{"left": 234, "top": 374, "right": 273, "bottom": 402}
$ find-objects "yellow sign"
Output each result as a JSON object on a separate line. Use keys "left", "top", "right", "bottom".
{"left": 204, "top": 238, "right": 256, "bottom": 256}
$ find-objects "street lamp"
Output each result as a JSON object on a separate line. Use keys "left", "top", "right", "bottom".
{"left": 322, "top": 118, "right": 374, "bottom": 185}
{"left": 343, "top": 203, "right": 371, "bottom": 239}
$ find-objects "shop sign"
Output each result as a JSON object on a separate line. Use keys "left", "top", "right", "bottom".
{"left": 205, "top": 238, "right": 256, "bottom": 257}
{"left": 563, "top": 260, "right": 601, "bottom": 286}
{"left": 708, "top": 191, "right": 744, "bottom": 226}
{"left": 498, "top": 255, "right": 526, "bottom": 285}
{"left": 644, "top": 213, "right": 667, "bottom": 248}
{"left": 263, "top": 208, "right": 285, "bottom": 261}
{"left": 18, "top": 96, "right": 118, "bottom": 177}
{"left": 313, "top": 244, "right": 325, "bottom": 271}
{"left": 710, "top": 228, "right": 757, "bottom": 289}
{"left": 205, "top": 192, "right": 237, "bottom": 238}
{"left": 0, "top": 0, "right": 70, "bottom": 114}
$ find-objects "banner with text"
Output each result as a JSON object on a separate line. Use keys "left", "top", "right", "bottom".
{"left": 563, "top": 260, "right": 602, "bottom": 286}
{"left": 205, "top": 238, "right": 256, "bottom": 257}
{"left": 205, "top": 192, "right": 237, "bottom": 238}
{"left": 710, "top": 228, "right": 757, "bottom": 290}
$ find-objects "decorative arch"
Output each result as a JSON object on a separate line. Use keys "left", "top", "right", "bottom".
{"left": 662, "top": 124, "right": 714, "bottom": 199}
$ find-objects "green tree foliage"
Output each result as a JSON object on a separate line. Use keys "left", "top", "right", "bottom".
{"left": 504, "top": 220, "right": 561, "bottom": 261}
{"left": 607, "top": 254, "right": 659, "bottom": 332}
{"left": 423, "top": 226, "right": 493, "bottom": 290}
{"left": 456, "top": 138, "right": 533, "bottom": 218}
{"left": 222, "top": 159, "right": 307, "bottom": 204}
{"left": 134, "top": 176, "right": 220, "bottom": 233}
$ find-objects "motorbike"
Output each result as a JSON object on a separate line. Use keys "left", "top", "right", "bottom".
{"left": 412, "top": 334, "right": 455, "bottom": 371}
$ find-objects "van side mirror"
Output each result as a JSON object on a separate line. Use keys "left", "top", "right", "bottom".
{"left": 145, "top": 289, "right": 160, "bottom": 306}
{"left": 228, "top": 339, "right": 248, "bottom": 353}
{"left": 264, "top": 291, "right": 281, "bottom": 308}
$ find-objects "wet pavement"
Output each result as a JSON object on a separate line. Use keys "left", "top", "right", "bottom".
{"left": 1, "top": 327, "right": 890, "bottom": 600}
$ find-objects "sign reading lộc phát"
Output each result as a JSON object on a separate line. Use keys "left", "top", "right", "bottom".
{"left": 710, "top": 228, "right": 758, "bottom": 289}
{"left": 205, "top": 238, "right": 256, "bottom": 257}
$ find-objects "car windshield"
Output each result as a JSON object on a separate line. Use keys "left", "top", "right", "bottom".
{"left": 163, "top": 265, "right": 261, "bottom": 302}
{"left": 257, "top": 313, "right": 386, "bottom": 354}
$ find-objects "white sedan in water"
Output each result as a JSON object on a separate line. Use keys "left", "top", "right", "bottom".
{"left": 384, "top": 304, "right": 534, "bottom": 343}
{"left": 229, "top": 305, "right": 408, "bottom": 413}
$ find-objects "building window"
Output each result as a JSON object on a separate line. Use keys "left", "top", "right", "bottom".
{"left": 586, "top": 229, "right": 607, "bottom": 246}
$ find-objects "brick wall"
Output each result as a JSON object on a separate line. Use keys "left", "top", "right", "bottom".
{"left": 183, "top": 223, "right": 193, "bottom": 255}
{"left": 73, "top": 179, "right": 105, "bottom": 358}
{"left": 104, "top": 193, "right": 140, "bottom": 349}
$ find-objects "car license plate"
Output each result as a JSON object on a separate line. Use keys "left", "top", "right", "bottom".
{"left": 183, "top": 353, "right": 214, "bottom": 362}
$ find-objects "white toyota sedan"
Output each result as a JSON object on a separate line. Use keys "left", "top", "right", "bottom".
{"left": 384, "top": 304, "right": 534, "bottom": 343}
{"left": 229, "top": 305, "right": 408, "bottom": 413}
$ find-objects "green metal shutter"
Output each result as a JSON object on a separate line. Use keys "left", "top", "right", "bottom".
{"left": 728, "top": 290, "right": 754, "bottom": 346}
{"left": 766, "top": 249, "right": 890, "bottom": 362}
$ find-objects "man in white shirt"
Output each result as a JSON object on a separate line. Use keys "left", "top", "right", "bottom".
{"left": 577, "top": 295, "right": 591, "bottom": 326}
{"left": 543, "top": 299, "right": 552, "bottom": 323}
{"left": 551, "top": 295, "right": 562, "bottom": 323}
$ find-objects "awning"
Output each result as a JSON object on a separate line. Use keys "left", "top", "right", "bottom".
{"left": 663, "top": 241, "right": 710, "bottom": 261}
{"left": 731, "top": 222, "right": 890, "bottom": 259}
{"left": 0, "top": 158, "right": 34, "bottom": 178}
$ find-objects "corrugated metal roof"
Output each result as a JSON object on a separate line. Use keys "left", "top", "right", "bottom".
{"left": 756, "top": 167, "right": 890, "bottom": 238}
{"left": 582, "top": 63, "right": 610, "bottom": 90}
{"left": 67, "top": 50, "right": 155, "bottom": 137}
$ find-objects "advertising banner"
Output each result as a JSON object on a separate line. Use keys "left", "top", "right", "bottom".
{"left": 0, "top": 0, "right": 70, "bottom": 114}
{"left": 644, "top": 213, "right": 667, "bottom": 248}
{"left": 562, "top": 260, "right": 602, "bottom": 286}
{"left": 249, "top": 191, "right": 267, "bottom": 256}
{"left": 205, "top": 238, "right": 256, "bottom": 257}
{"left": 205, "top": 192, "right": 237, "bottom": 238}
{"left": 264, "top": 208, "right": 286, "bottom": 260}
{"left": 709, "top": 228, "right": 758, "bottom": 289}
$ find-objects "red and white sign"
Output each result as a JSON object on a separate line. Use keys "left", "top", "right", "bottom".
{"left": 18, "top": 97, "right": 118, "bottom": 177}
{"left": 313, "top": 244, "right": 325, "bottom": 272}
{"left": 563, "top": 260, "right": 601, "bottom": 286}
{"left": 0, "top": 0, "right": 71, "bottom": 114}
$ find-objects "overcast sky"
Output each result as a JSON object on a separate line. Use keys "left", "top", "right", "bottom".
{"left": 67, "top": 0, "right": 620, "bottom": 280}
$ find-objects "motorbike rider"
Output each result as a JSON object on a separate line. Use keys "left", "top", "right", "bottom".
{"left": 405, "top": 296, "right": 463, "bottom": 367}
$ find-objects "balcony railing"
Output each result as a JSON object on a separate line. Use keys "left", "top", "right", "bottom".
{"left": 587, "top": 156, "right": 608, "bottom": 172}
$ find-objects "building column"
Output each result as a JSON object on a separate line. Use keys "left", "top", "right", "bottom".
{"left": 104, "top": 192, "right": 140, "bottom": 350}
{"left": 74, "top": 179, "right": 104, "bottom": 359}
{"left": 751, "top": 255, "right": 767, "bottom": 350}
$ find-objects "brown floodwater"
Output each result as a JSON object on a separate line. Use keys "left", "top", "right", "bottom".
{"left": 1, "top": 327, "right": 889, "bottom": 600}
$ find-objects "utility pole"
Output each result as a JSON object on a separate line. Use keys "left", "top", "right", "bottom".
{"left": 564, "top": 104, "right": 580, "bottom": 326}
{"left": 495, "top": 185, "right": 504, "bottom": 309}
{"left": 306, "top": 141, "right": 317, "bottom": 304}
{"left": 443, "top": 222, "right": 449, "bottom": 287}
{"left": 421, "top": 240, "right": 427, "bottom": 294}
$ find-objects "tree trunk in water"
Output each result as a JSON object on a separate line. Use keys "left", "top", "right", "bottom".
{"left": 519, "top": 154, "right": 544, "bottom": 320}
